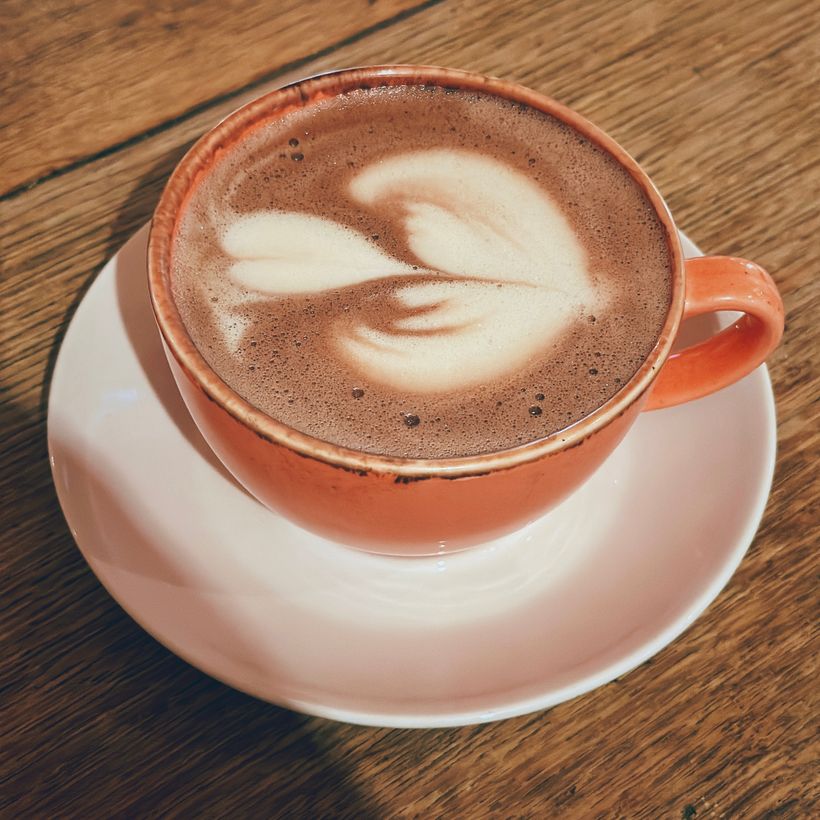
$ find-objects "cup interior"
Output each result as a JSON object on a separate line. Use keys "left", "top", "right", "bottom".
{"left": 148, "top": 65, "right": 685, "bottom": 478}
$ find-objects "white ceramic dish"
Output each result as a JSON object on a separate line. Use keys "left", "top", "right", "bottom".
{"left": 48, "top": 225, "right": 776, "bottom": 728}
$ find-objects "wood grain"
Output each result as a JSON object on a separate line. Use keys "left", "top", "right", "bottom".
{"left": 0, "top": 0, "right": 433, "bottom": 196}
{"left": 2, "top": 0, "right": 818, "bottom": 816}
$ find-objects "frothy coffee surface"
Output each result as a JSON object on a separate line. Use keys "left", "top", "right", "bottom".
{"left": 171, "top": 84, "right": 672, "bottom": 458}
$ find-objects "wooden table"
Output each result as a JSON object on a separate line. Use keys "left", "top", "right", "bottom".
{"left": 2, "top": 0, "right": 817, "bottom": 815}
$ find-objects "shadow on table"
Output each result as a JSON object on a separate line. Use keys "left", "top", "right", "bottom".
{"left": 6, "top": 145, "right": 385, "bottom": 817}
{"left": 7, "top": 396, "right": 383, "bottom": 815}
{"left": 20, "top": 426, "right": 384, "bottom": 815}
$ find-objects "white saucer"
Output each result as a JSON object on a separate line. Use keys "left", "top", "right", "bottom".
{"left": 48, "top": 225, "right": 776, "bottom": 728}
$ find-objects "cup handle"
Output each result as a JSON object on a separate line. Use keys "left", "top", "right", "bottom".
{"left": 645, "top": 256, "right": 784, "bottom": 410}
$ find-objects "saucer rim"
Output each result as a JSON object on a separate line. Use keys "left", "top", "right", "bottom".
{"left": 47, "top": 226, "right": 777, "bottom": 728}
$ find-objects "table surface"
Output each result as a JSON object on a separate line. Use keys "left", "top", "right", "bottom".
{"left": 2, "top": 0, "right": 817, "bottom": 815}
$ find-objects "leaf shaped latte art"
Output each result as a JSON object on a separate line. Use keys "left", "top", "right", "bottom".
{"left": 221, "top": 149, "right": 606, "bottom": 393}
{"left": 224, "top": 211, "right": 414, "bottom": 293}
{"left": 350, "top": 149, "right": 587, "bottom": 291}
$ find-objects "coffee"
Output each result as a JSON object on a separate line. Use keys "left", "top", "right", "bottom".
{"left": 171, "top": 83, "right": 672, "bottom": 459}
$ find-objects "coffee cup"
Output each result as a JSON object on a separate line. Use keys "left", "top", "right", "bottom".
{"left": 148, "top": 66, "right": 783, "bottom": 555}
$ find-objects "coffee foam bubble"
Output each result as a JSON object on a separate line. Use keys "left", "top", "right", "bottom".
{"left": 171, "top": 85, "right": 672, "bottom": 458}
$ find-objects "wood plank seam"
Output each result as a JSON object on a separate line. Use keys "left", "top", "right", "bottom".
{"left": 0, "top": 0, "right": 445, "bottom": 205}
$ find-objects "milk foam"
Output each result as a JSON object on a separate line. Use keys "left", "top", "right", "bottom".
{"left": 221, "top": 149, "right": 604, "bottom": 392}
{"left": 224, "top": 211, "right": 412, "bottom": 293}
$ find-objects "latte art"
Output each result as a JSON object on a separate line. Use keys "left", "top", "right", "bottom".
{"left": 171, "top": 84, "right": 672, "bottom": 458}
{"left": 221, "top": 149, "right": 604, "bottom": 392}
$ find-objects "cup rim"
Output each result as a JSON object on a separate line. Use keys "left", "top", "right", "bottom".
{"left": 148, "top": 64, "right": 684, "bottom": 478}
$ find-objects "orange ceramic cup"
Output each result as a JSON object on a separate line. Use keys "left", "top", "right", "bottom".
{"left": 148, "top": 66, "right": 784, "bottom": 555}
